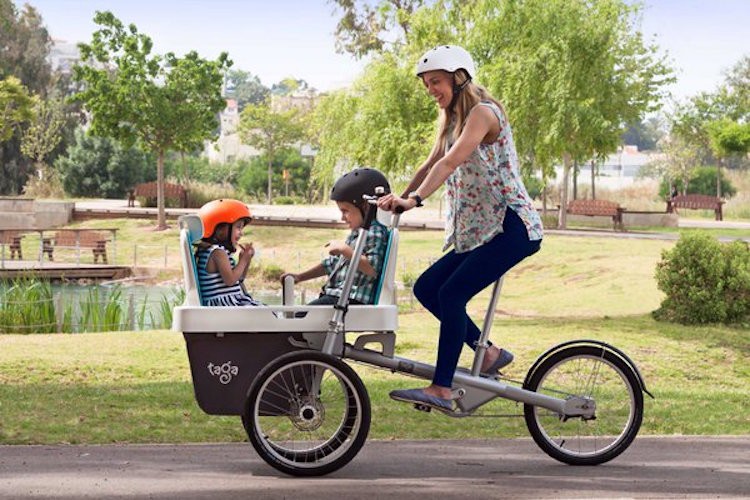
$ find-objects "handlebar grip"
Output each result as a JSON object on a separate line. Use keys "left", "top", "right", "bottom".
{"left": 394, "top": 205, "right": 405, "bottom": 214}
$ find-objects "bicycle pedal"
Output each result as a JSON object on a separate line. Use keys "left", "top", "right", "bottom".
{"left": 413, "top": 403, "right": 432, "bottom": 413}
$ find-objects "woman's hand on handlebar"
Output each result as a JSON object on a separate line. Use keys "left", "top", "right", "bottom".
{"left": 377, "top": 193, "right": 413, "bottom": 214}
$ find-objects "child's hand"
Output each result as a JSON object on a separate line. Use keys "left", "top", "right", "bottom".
{"left": 325, "top": 240, "right": 348, "bottom": 256}
{"left": 238, "top": 242, "right": 254, "bottom": 262}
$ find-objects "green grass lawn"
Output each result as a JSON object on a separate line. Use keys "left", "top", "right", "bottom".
{"left": 0, "top": 314, "right": 747, "bottom": 444}
{"left": 1, "top": 218, "right": 749, "bottom": 443}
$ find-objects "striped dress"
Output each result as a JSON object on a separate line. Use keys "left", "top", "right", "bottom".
{"left": 195, "top": 244, "right": 262, "bottom": 307}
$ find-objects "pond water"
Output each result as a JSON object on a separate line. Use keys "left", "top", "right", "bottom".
{"left": 52, "top": 283, "right": 283, "bottom": 306}
{"left": 0, "top": 281, "right": 286, "bottom": 333}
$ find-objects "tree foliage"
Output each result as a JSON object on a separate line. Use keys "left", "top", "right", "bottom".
{"left": 237, "top": 149, "right": 313, "bottom": 201}
{"left": 72, "top": 11, "right": 231, "bottom": 228}
{"left": 318, "top": 0, "right": 673, "bottom": 217}
{"left": 0, "top": 1, "right": 51, "bottom": 94}
{"left": 642, "top": 134, "right": 701, "bottom": 197}
{"left": 271, "top": 77, "right": 311, "bottom": 96}
{"left": 707, "top": 119, "right": 750, "bottom": 158}
{"left": 621, "top": 116, "right": 665, "bottom": 151}
{"left": 239, "top": 99, "right": 305, "bottom": 203}
{"left": 20, "top": 96, "right": 65, "bottom": 169}
{"left": 329, "top": 0, "right": 425, "bottom": 58}
{"left": 55, "top": 127, "right": 153, "bottom": 198}
{"left": 0, "top": 76, "right": 35, "bottom": 142}
{"left": 225, "top": 69, "right": 269, "bottom": 111}
{"left": 0, "top": 0, "right": 54, "bottom": 194}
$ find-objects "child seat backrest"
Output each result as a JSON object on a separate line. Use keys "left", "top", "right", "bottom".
{"left": 178, "top": 215, "right": 204, "bottom": 306}
{"left": 374, "top": 208, "right": 399, "bottom": 305}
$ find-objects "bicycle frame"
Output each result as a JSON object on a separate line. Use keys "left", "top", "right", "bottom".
{"left": 311, "top": 205, "right": 590, "bottom": 419}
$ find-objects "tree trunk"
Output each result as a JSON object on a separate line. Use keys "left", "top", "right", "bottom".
{"left": 716, "top": 159, "right": 722, "bottom": 198}
{"left": 590, "top": 159, "right": 596, "bottom": 200}
{"left": 267, "top": 146, "right": 274, "bottom": 204}
{"left": 156, "top": 151, "right": 167, "bottom": 230}
{"left": 558, "top": 152, "right": 572, "bottom": 229}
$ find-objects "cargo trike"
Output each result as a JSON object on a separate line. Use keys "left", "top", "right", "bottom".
{"left": 172, "top": 205, "right": 651, "bottom": 477}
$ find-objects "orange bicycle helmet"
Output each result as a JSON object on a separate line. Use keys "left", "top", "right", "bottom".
{"left": 197, "top": 199, "right": 252, "bottom": 238}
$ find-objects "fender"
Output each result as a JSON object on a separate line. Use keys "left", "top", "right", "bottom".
{"left": 523, "top": 339, "right": 654, "bottom": 399}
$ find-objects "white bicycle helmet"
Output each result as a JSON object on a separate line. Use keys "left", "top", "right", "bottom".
{"left": 416, "top": 45, "right": 476, "bottom": 79}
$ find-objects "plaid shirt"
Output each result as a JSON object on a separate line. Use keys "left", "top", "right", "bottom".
{"left": 321, "top": 221, "right": 389, "bottom": 305}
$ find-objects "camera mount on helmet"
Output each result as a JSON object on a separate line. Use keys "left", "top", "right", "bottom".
{"left": 330, "top": 167, "right": 391, "bottom": 229}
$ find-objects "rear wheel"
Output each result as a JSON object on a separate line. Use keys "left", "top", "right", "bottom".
{"left": 244, "top": 351, "right": 370, "bottom": 476}
{"left": 523, "top": 346, "right": 643, "bottom": 465}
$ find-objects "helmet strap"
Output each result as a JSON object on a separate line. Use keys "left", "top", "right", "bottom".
{"left": 449, "top": 75, "right": 472, "bottom": 110}
{"left": 210, "top": 223, "right": 235, "bottom": 253}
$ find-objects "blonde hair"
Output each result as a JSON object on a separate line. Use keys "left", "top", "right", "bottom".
{"left": 434, "top": 70, "right": 507, "bottom": 152}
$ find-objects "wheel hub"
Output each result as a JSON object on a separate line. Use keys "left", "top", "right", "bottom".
{"left": 289, "top": 399, "right": 325, "bottom": 431}
{"left": 563, "top": 396, "right": 597, "bottom": 420}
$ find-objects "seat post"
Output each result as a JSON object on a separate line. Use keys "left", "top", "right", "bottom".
{"left": 470, "top": 276, "right": 505, "bottom": 376}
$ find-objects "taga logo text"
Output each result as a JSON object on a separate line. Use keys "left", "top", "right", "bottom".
{"left": 208, "top": 361, "right": 239, "bottom": 385}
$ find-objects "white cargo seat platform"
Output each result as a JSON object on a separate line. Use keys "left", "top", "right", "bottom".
{"left": 173, "top": 304, "right": 397, "bottom": 333}
{"left": 172, "top": 213, "right": 399, "bottom": 334}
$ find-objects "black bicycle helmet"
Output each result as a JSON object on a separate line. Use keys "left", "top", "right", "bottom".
{"left": 330, "top": 167, "right": 391, "bottom": 228}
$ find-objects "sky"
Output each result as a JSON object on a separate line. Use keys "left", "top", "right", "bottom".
{"left": 12, "top": 0, "right": 750, "bottom": 102}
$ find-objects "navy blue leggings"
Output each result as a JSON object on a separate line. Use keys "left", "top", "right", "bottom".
{"left": 413, "top": 208, "right": 541, "bottom": 388}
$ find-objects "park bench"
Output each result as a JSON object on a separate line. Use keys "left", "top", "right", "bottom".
{"left": 566, "top": 199, "right": 625, "bottom": 231}
{"left": 43, "top": 230, "right": 110, "bottom": 263}
{"left": 0, "top": 230, "right": 24, "bottom": 259}
{"left": 132, "top": 181, "right": 188, "bottom": 208}
{"left": 666, "top": 194, "right": 724, "bottom": 221}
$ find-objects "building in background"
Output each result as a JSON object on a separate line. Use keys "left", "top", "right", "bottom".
{"left": 552, "top": 145, "right": 659, "bottom": 190}
{"left": 48, "top": 39, "right": 80, "bottom": 75}
{"left": 205, "top": 92, "right": 317, "bottom": 164}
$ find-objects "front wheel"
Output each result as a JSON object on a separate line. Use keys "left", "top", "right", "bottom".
{"left": 523, "top": 345, "right": 644, "bottom": 465}
{"left": 244, "top": 351, "right": 371, "bottom": 476}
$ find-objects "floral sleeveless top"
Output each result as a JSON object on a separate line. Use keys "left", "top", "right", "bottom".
{"left": 443, "top": 101, "right": 543, "bottom": 253}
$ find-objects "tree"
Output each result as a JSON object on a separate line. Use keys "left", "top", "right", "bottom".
{"left": 20, "top": 96, "right": 65, "bottom": 179}
{"left": 237, "top": 149, "right": 313, "bottom": 201}
{"left": 317, "top": 0, "right": 672, "bottom": 220}
{"left": 225, "top": 69, "right": 269, "bottom": 111}
{"left": 55, "top": 127, "right": 153, "bottom": 198}
{"left": 329, "top": 0, "right": 425, "bottom": 58}
{"left": 72, "top": 11, "right": 231, "bottom": 229}
{"left": 239, "top": 99, "right": 304, "bottom": 203}
{"left": 0, "top": 1, "right": 52, "bottom": 94}
{"left": 717, "top": 55, "right": 750, "bottom": 121}
{"left": 707, "top": 119, "right": 750, "bottom": 197}
{"left": 271, "top": 77, "right": 311, "bottom": 96}
{"left": 457, "top": 0, "right": 673, "bottom": 228}
{"left": 0, "top": 0, "right": 53, "bottom": 195}
{"left": 641, "top": 134, "right": 701, "bottom": 197}
{"left": 621, "top": 116, "right": 665, "bottom": 151}
{"left": 0, "top": 76, "right": 35, "bottom": 143}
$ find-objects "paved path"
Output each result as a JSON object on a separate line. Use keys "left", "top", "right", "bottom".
{"left": 1, "top": 437, "right": 748, "bottom": 499}
{"left": 74, "top": 199, "right": 750, "bottom": 239}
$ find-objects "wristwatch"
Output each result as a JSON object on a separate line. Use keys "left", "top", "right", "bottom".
{"left": 408, "top": 191, "right": 424, "bottom": 207}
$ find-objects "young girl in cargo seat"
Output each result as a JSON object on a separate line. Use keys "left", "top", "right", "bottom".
{"left": 195, "top": 199, "right": 262, "bottom": 306}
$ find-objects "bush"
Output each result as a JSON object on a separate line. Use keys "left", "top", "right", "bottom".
{"left": 522, "top": 175, "right": 544, "bottom": 200}
{"left": 273, "top": 196, "right": 300, "bottom": 205}
{"left": 22, "top": 165, "right": 66, "bottom": 199}
{"left": 654, "top": 233, "right": 750, "bottom": 324}
{"left": 182, "top": 180, "right": 242, "bottom": 208}
{"left": 55, "top": 128, "right": 154, "bottom": 198}
{"left": 659, "top": 166, "right": 737, "bottom": 200}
